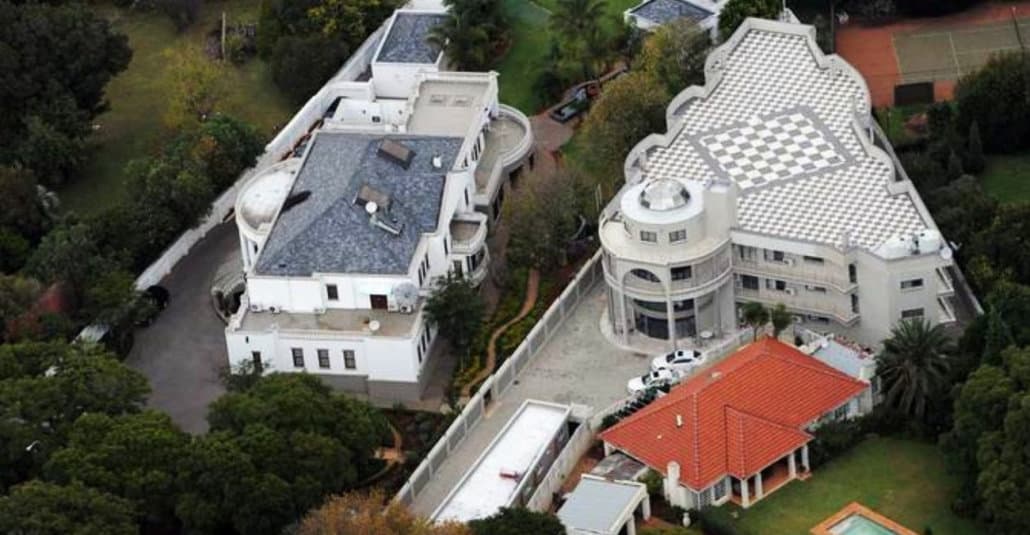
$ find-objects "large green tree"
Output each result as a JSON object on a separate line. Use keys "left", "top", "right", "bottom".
{"left": 177, "top": 373, "right": 389, "bottom": 535}
{"left": 468, "top": 507, "right": 567, "bottom": 535}
{"left": 875, "top": 319, "right": 952, "bottom": 421}
{"left": 636, "top": 18, "right": 711, "bottom": 94}
{"left": 718, "top": 0, "right": 781, "bottom": 40}
{"left": 428, "top": 0, "right": 507, "bottom": 71}
{"left": 43, "top": 411, "right": 190, "bottom": 525}
{"left": 955, "top": 52, "right": 1030, "bottom": 153}
{"left": 578, "top": 71, "right": 669, "bottom": 190}
{"left": 0, "top": 1, "right": 131, "bottom": 184}
{"left": 504, "top": 170, "right": 580, "bottom": 270}
{"left": 425, "top": 271, "right": 486, "bottom": 357}
{"left": 271, "top": 34, "right": 350, "bottom": 104}
{"left": 0, "top": 480, "right": 137, "bottom": 535}
{"left": 0, "top": 342, "right": 149, "bottom": 490}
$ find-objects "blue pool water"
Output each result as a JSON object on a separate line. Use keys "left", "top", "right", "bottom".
{"left": 830, "top": 514, "right": 898, "bottom": 535}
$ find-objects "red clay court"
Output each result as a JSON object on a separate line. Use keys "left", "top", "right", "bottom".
{"left": 836, "top": 2, "right": 1030, "bottom": 107}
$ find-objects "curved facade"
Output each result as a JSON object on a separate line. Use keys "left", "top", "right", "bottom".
{"left": 601, "top": 178, "right": 738, "bottom": 350}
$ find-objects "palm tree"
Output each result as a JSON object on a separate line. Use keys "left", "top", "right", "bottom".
{"left": 876, "top": 319, "right": 953, "bottom": 421}
{"left": 550, "top": 0, "right": 605, "bottom": 43}
{"left": 770, "top": 303, "right": 792, "bottom": 339}
{"left": 427, "top": 12, "right": 494, "bottom": 71}
{"left": 741, "top": 302, "right": 769, "bottom": 341}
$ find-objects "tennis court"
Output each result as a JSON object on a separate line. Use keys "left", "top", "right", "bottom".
{"left": 893, "top": 18, "right": 1030, "bottom": 84}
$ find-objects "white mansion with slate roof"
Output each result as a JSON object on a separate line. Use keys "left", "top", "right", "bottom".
{"left": 224, "top": 3, "right": 532, "bottom": 400}
{"left": 600, "top": 18, "right": 958, "bottom": 352}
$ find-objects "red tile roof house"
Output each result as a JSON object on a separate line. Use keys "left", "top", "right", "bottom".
{"left": 600, "top": 338, "right": 871, "bottom": 510}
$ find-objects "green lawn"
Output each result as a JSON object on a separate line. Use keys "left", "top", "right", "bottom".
{"left": 709, "top": 437, "right": 983, "bottom": 535}
{"left": 496, "top": 0, "right": 641, "bottom": 114}
{"left": 60, "top": 1, "right": 293, "bottom": 215}
{"left": 981, "top": 153, "right": 1030, "bottom": 204}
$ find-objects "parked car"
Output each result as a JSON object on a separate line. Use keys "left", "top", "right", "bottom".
{"left": 650, "top": 349, "right": 705, "bottom": 373}
{"left": 627, "top": 369, "right": 678, "bottom": 395}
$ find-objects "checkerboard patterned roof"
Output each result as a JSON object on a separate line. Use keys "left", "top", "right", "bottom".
{"left": 599, "top": 339, "right": 868, "bottom": 490}
{"left": 644, "top": 26, "right": 929, "bottom": 250}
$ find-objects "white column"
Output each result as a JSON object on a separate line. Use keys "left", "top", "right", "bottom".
{"left": 619, "top": 284, "right": 629, "bottom": 345}
{"left": 641, "top": 493, "right": 651, "bottom": 519}
{"left": 755, "top": 472, "right": 764, "bottom": 501}
{"left": 626, "top": 517, "right": 637, "bottom": 535}
{"left": 740, "top": 477, "right": 750, "bottom": 508}
{"left": 666, "top": 297, "right": 677, "bottom": 351}
{"left": 788, "top": 450, "right": 797, "bottom": 479}
{"left": 802, "top": 444, "right": 810, "bottom": 471}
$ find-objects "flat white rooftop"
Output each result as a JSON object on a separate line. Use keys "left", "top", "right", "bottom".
{"left": 432, "top": 400, "right": 570, "bottom": 523}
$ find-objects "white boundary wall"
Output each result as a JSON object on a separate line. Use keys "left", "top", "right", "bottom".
{"left": 395, "top": 251, "right": 604, "bottom": 507}
{"left": 524, "top": 419, "right": 594, "bottom": 511}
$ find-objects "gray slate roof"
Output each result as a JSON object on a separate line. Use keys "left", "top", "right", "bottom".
{"left": 377, "top": 13, "right": 447, "bottom": 64}
{"left": 557, "top": 477, "right": 644, "bottom": 534}
{"left": 630, "top": 0, "right": 713, "bottom": 24}
{"left": 255, "top": 133, "right": 463, "bottom": 277}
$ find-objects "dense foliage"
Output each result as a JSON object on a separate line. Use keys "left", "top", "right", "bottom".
{"left": 428, "top": 0, "right": 508, "bottom": 71}
{"left": 955, "top": 53, "right": 1030, "bottom": 153}
{"left": 298, "top": 489, "right": 472, "bottom": 534}
{"left": 717, "top": 0, "right": 781, "bottom": 40}
{"left": 0, "top": 1, "right": 131, "bottom": 187}
{"left": 875, "top": 319, "right": 953, "bottom": 424}
{"left": 425, "top": 272, "right": 487, "bottom": 358}
{"left": 0, "top": 480, "right": 137, "bottom": 535}
{"left": 636, "top": 19, "right": 710, "bottom": 95}
{"left": 468, "top": 507, "right": 567, "bottom": 535}
{"left": 504, "top": 170, "right": 581, "bottom": 270}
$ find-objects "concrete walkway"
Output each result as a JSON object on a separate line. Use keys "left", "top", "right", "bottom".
{"left": 126, "top": 222, "right": 238, "bottom": 434}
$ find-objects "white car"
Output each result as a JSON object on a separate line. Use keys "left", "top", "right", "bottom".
{"left": 651, "top": 349, "right": 705, "bottom": 373}
{"left": 627, "top": 368, "right": 677, "bottom": 395}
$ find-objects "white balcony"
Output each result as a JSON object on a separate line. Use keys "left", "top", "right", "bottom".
{"left": 737, "top": 287, "right": 858, "bottom": 325}
{"left": 735, "top": 257, "right": 855, "bottom": 292}
{"left": 936, "top": 267, "right": 955, "bottom": 296}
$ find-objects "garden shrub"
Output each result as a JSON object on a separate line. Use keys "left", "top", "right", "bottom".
{"left": 691, "top": 507, "right": 742, "bottom": 535}
{"left": 808, "top": 418, "right": 864, "bottom": 469}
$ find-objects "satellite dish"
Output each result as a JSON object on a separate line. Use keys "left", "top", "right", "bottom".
{"left": 365, "top": 201, "right": 378, "bottom": 215}
{"left": 368, "top": 320, "right": 381, "bottom": 333}
{"left": 940, "top": 247, "right": 953, "bottom": 260}
{"left": 391, "top": 282, "right": 419, "bottom": 308}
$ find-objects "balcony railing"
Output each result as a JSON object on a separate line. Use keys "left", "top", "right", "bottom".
{"left": 613, "top": 248, "right": 733, "bottom": 297}
{"left": 936, "top": 267, "right": 955, "bottom": 295}
{"left": 737, "top": 287, "right": 858, "bottom": 324}
{"left": 735, "top": 257, "right": 854, "bottom": 291}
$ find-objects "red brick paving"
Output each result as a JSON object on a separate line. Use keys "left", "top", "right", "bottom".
{"left": 836, "top": 1, "right": 1030, "bottom": 107}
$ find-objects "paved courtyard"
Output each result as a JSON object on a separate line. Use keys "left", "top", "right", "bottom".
{"left": 410, "top": 283, "right": 653, "bottom": 517}
{"left": 126, "top": 222, "right": 238, "bottom": 434}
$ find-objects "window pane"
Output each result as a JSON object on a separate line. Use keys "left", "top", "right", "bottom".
{"left": 291, "top": 348, "right": 304, "bottom": 368}
{"left": 343, "top": 350, "right": 356, "bottom": 369}
{"left": 317, "top": 349, "right": 330, "bottom": 369}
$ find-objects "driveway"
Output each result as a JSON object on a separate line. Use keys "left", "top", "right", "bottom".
{"left": 126, "top": 222, "right": 239, "bottom": 434}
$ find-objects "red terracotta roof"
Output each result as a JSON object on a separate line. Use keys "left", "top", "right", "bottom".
{"left": 599, "top": 338, "right": 868, "bottom": 489}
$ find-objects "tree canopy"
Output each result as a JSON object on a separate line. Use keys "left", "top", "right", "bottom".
{"left": 0, "top": 480, "right": 137, "bottom": 535}
{"left": 955, "top": 52, "right": 1030, "bottom": 153}
{"left": 504, "top": 170, "right": 581, "bottom": 270}
{"left": 468, "top": 507, "right": 567, "bottom": 535}
{"left": 875, "top": 319, "right": 952, "bottom": 422}
{"left": 297, "top": 489, "right": 471, "bottom": 535}
{"left": 425, "top": 271, "right": 486, "bottom": 356}
{"left": 0, "top": 1, "right": 131, "bottom": 185}
{"left": 718, "top": 0, "right": 781, "bottom": 41}
{"left": 636, "top": 19, "right": 711, "bottom": 95}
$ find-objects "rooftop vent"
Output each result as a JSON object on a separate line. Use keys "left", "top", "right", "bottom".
{"left": 432, "top": 155, "right": 443, "bottom": 169}
{"left": 429, "top": 94, "right": 448, "bottom": 105}
{"left": 378, "top": 139, "right": 415, "bottom": 169}
{"left": 452, "top": 96, "right": 473, "bottom": 107}
{"left": 355, "top": 184, "right": 392, "bottom": 211}
{"left": 364, "top": 200, "right": 404, "bottom": 236}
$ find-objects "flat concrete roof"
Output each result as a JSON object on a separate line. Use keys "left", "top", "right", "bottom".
{"left": 432, "top": 400, "right": 570, "bottom": 523}
{"left": 239, "top": 303, "right": 420, "bottom": 337}
{"left": 408, "top": 80, "right": 490, "bottom": 136}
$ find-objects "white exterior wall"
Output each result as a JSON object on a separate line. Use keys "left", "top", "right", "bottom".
{"left": 372, "top": 62, "right": 441, "bottom": 98}
{"left": 225, "top": 323, "right": 428, "bottom": 382}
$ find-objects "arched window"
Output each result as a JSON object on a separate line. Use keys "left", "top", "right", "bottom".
{"left": 630, "top": 268, "right": 660, "bottom": 283}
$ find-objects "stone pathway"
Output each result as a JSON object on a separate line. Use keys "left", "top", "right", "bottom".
{"left": 461, "top": 269, "right": 541, "bottom": 397}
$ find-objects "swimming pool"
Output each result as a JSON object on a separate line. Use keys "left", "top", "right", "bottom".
{"left": 811, "top": 503, "right": 918, "bottom": 535}
{"left": 829, "top": 514, "right": 898, "bottom": 535}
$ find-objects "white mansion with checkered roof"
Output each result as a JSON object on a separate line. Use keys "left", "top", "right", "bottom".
{"left": 600, "top": 18, "right": 958, "bottom": 351}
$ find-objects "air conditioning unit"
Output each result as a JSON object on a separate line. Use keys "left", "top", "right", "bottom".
{"left": 269, "top": 305, "right": 282, "bottom": 314}
{"left": 785, "top": 288, "right": 796, "bottom": 296}
{"left": 784, "top": 258, "right": 796, "bottom": 267}
{"left": 399, "top": 304, "right": 415, "bottom": 314}
{"left": 313, "top": 307, "right": 326, "bottom": 315}
{"left": 249, "top": 303, "right": 265, "bottom": 312}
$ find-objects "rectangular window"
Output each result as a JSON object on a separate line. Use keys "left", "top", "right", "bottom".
{"left": 805, "top": 285, "right": 827, "bottom": 293}
{"left": 901, "top": 308, "right": 924, "bottom": 319}
{"left": 900, "top": 278, "right": 924, "bottom": 290}
{"left": 326, "top": 284, "right": 339, "bottom": 301}
{"left": 803, "top": 255, "right": 824, "bottom": 264}
{"left": 671, "top": 266, "right": 692, "bottom": 281}
{"left": 370, "top": 294, "right": 388, "bottom": 310}
{"left": 849, "top": 263, "right": 858, "bottom": 284}
{"left": 464, "top": 189, "right": 469, "bottom": 207}
{"left": 766, "top": 250, "right": 785, "bottom": 262}
{"left": 669, "top": 229, "right": 687, "bottom": 243}
{"left": 833, "top": 404, "right": 849, "bottom": 420}
{"left": 737, "top": 245, "right": 757, "bottom": 262}
{"left": 851, "top": 293, "right": 860, "bottom": 314}
{"left": 251, "top": 351, "right": 263, "bottom": 373}
{"left": 317, "top": 349, "right": 330, "bottom": 369}
{"left": 343, "top": 350, "right": 356, "bottom": 370}
{"left": 773, "top": 279, "right": 787, "bottom": 291}
{"left": 741, "top": 275, "right": 759, "bottom": 290}
{"left": 640, "top": 230, "right": 657, "bottom": 243}
{"left": 291, "top": 348, "right": 304, "bottom": 368}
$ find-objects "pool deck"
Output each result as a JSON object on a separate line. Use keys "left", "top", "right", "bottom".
{"left": 810, "top": 502, "right": 919, "bottom": 535}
